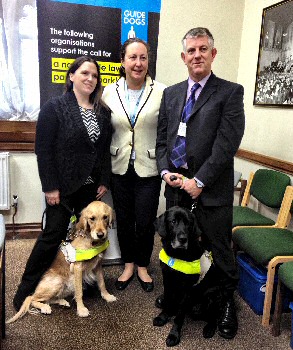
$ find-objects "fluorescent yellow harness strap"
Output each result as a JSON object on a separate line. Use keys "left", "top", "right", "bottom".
{"left": 159, "top": 248, "right": 201, "bottom": 275}
{"left": 75, "top": 240, "right": 109, "bottom": 261}
{"left": 60, "top": 240, "right": 110, "bottom": 263}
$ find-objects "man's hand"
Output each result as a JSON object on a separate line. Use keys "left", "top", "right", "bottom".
{"left": 163, "top": 173, "right": 183, "bottom": 187}
{"left": 96, "top": 185, "right": 108, "bottom": 200}
{"left": 45, "top": 190, "right": 60, "bottom": 206}
{"left": 181, "top": 178, "right": 202, "bottom": 199}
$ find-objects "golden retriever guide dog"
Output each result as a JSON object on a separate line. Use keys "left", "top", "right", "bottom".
{"left": 7, "top": 201, "right": 116, "bottom": 323}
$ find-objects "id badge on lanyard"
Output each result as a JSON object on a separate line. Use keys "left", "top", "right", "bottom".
{"left": 177, "top": 122, "right": 187, "bottom": 137}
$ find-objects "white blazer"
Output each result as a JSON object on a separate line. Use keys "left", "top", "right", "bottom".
{"left": 102, "top": 76, "right": 166, "bottom": 177}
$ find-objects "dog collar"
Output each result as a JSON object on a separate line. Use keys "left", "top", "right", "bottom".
{"left": 159, "top": 248, "right": 212, "bottom": 278}
{"left": 60, "top": 240, "right": 109, "bottom": 263}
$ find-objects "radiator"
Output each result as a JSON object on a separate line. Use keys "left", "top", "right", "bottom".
{"left": 0, "top": 152, "right": 10, "bottom": 210}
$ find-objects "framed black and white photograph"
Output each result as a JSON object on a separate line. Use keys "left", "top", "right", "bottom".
{"left": 254, "top": 0, "right": 293, "bottom": 106}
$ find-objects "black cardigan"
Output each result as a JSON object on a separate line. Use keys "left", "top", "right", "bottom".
{"left": 35, "top": 91, "right": 112, "bottom": 196}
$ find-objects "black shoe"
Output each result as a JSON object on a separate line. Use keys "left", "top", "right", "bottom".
{"left": 13, "top": 292, "right": 27, "bottom": 312}
{"left": 13, "top": 282, "right": 36, "bottom": 312}
{"left": 155, "top": 294, "right": 165, "bottom": 309}
{"left": 115, "top": 274, "right": 134, "bottom": 291}
{"left": 217, "top": 299, "right": 238, "bottom": 339}
{"left": 136, "top": 272, "right": 154, "bottom": 292}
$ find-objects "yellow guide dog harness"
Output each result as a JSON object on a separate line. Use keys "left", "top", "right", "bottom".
{"left": 159, "top": 248, "right": 213, "bottom": 284}
{"left": 60, "top": 240, "right": 109, "bottom": 263}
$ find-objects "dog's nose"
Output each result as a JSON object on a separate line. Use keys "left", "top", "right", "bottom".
{"left": 97, "top": 232, "right": 104, "bottom": 239}
{"left": 178, "top": 235, "right": 187, "bottom": 244}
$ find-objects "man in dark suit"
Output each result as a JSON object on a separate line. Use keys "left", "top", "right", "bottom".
{"left": 156, "top": 27, "right": 245, "bottom": 339}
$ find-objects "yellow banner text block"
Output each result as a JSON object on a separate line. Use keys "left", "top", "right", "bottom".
{"left": 52, "top": 71, "right": 120, "bottom": 86}
{"left": 51, "top": 58, "right": 121, "bottom": 75}
{"left": 52, "top": 71, "right": 67, "bottom": 84}
{"left": 99, "top": 62, "right": 121, "bottom": 75}
{"left": 101, "top": 75, "right": 120, "bottom": 86}
{"left": 52, "top": 58, "right": 75, "bottom": 71}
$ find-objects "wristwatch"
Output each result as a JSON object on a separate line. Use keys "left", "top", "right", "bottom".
{"left": 194, "top": 178, "right": 204, "bottom": 188}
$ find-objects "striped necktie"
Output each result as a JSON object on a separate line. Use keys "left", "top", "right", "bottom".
{"left": 170, "top": 82, "right": 200, "bottom": 168}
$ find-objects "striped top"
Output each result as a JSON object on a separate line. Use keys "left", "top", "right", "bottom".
{"left": 79, "top": 106, "right": 100, "bottom": 184}
{"left": 79, "top": 106, "right": 100, "bottom": 142}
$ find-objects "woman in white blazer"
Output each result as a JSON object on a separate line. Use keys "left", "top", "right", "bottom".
{"left": 102, "top": 38, "right": 166, "bottom": 292}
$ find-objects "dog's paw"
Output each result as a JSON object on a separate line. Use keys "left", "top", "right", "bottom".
{"left": 40, "top": 304, "right": 52, "bottom": 314}
{"left": 77, "top": 306, "right": 90, "bottom": 317}
{"left": 166, "top": 332, "right": 180, "bottom": 347}
{"left": 153, "top": 312, "right": 170, "bottom": 327}
{"left": 203, "top": 322, "right": 217, "bottom": 338}
{"left": 103, "top": 293, "right": 117, "bottom": 303}
{"left": 57, "top": 299, "right": 70, "bottom": 308}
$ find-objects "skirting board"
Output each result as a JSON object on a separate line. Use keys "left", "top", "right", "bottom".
{"left": 5, "top": 223, "right": 41, "bottom": 240}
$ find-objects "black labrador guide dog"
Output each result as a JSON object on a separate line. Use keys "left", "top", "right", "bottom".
{"left": 153, "top": 206, "right": 222, "bottom": 347}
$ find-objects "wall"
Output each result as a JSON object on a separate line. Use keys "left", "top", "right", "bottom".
{"left": 156, "top": 0, "right": 245, "bottom": 85}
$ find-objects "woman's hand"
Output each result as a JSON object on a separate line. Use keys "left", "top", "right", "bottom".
{"left": 96, "top": 185, "right": 108, "bottom": 200}
{"left": 45, "top": 190, "right": 60, "bottom": 206}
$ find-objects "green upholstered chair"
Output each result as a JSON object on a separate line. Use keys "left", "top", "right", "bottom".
{"left": 233, "top": 169, "right": 291, "bottom": 233}
{"left": 233, "top": 186, "right": 293, "bottom": 328}
{"left": 271, "top": 261, "right": 293, "bottom": 348}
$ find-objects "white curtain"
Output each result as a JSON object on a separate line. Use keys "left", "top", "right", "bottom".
{"left": 0, "top": 0, "right": 39, "bottom": 121}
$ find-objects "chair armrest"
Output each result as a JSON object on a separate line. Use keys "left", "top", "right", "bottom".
{"left": 275, "top": 186, "right": 293, "bottom": 229}
{"left": 240, "top": 172, "right": 254, "bottom": 207}
{"left": 232, "top": 224, "right": 279, "bottom": 234}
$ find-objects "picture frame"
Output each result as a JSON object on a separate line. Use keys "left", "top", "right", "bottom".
{"left": 253, "top": 0, "right": 293, "bottom": 107}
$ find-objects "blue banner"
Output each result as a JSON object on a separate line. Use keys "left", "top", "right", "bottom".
{"left": 51, "top": 0, "right": 161, "bottom": 43}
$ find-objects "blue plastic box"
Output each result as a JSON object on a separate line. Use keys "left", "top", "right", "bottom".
{"left": 237, "top": 253, "right": 291, "bottom": 315}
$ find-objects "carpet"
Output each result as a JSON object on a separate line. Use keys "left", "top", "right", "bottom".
{"left": 3, "top": 236, "right": 292, "bottom": 350}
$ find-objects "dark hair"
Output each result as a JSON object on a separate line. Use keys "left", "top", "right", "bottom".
{"left": 182, "top": 27, "right": 214, "bottom": 51}
{"left": 119, "top": 38, "right": 150, "bottom": 78}
{"left": 64, "top": 56, "right": 103, "bottom": 106}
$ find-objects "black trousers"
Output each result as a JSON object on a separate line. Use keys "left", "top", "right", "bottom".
{"left": 166, "top": 188, "right": 238, "bottom": 297}
{"left": 15, "top": 183, "right": 98, "bottom": 299}
{"left": 111, "top": 164, "right": 162, "bottom": 267}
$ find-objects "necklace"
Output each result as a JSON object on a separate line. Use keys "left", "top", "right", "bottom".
{"left": 79, "top": 105, "right": 93, "bottom": 112}
{"left": 125, "top": 81, "right": 145, "bottom": 126}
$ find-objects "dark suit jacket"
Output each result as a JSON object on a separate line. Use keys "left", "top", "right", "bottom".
{"left": 156, "top": 73, "right": 245, "bottom": 206}
{"left": 35, "top": 92, "right": 112, "bottom": 196}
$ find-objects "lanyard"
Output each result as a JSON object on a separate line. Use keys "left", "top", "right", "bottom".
{"left": 125, "top": 81, "right": 145, "bottom": 126}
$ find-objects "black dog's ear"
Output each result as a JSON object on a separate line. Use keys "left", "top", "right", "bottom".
{"left": 154, "top": 213, "right": 167, "bottom": 238}
{"left": 193, "top": 220, "right": 202, "bottom": 238}
{"left": 189, "top": 211, "right": 202, "bottom": 238}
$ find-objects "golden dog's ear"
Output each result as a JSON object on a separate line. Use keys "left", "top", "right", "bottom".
{"left": 106, "top": 205, "right": 114, "bottom": 228}
{"left": 68, "top": 211, "right": 88, "bottom": 240}
{"left": 110, "top": 209, "right": 116, "bottom": 228}
{"left": 75, "top": 208, "right": 89, "bottom": 232}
